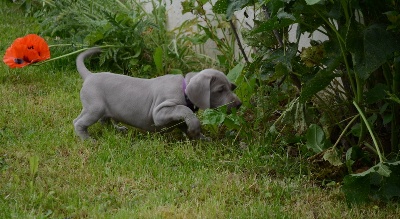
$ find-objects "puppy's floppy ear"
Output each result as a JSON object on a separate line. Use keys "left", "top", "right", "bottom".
{"left": 185, "top": 73, "right": 211, "bottom": 109}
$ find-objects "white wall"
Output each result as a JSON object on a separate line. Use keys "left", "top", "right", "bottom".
{"left": 147, "top": 1, "right": 328, "bottom": 59}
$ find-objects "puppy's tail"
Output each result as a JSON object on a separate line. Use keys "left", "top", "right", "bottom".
{"left": 76, "top": 47, "right": 102, "bottom": 80}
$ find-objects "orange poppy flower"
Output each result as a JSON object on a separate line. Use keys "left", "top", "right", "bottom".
{"left": 3, "top": 34, "right": 51, "bottom": 68}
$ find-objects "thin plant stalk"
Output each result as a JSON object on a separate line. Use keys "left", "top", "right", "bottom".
{"left": 391, "top": 61, "right": 400, "bottom": 152}
{"left": 353, "top": 101, "right": 385, "bottom": 163}
{"left": 32, "top": 45, "right": 117, "bottom": 66}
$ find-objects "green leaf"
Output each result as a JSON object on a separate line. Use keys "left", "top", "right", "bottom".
{"left": 226, "top": 0, "right": 250, "bottom": 19}
{"left": 213, "top": 0, "right": 228, "bottom": 14}
{"left": 365, "top": 83, "right": 388, "bottom": 104}
{"left": 375, "top": 163, "right": 392, "bottom": 177}
{"left": 381, "top": 161, "right": 400, "bottom": 200}
{"left": 306, "top": 124, "right": 329, "bottom": 153}
{"left": 342, "top": 174, "right": 371, "bottom": 204}
{"left": 84, "top": 29, "right": 104, "bottom": 45}
{"left": 181, "top": 1, "right": 196, "bottom": 14}
{"left": 274, "top": 62, "right": 290, "bottom": 78}
{"left": 305, "top": 0, "right": 324, "bottom": 5}
{"left": 299, "top": 69, "right": 336, "bottom": 103}
{"left": 202, "top": 109, "right": 226, "bottom": 125}
{"left": 252, "top": 16, "right": 296, "bottom": 34}
{"left": 323, "top": 147, "right": 343, "bottom": 166}
{"left": 227, "top": 63, "right": 244, "bottom": 83}
{"left": 343, "top": 161, "right": 400, "bottom": 203}
{"left": 186, "top": 34, "right": 209, "bottom": 45}
{"left": 353, "top": 163, "right": 391, "bottom": 177}
{"left": 29, "top": 155, "right": 39, "bottom": 177}
{"left": 383, "top": 113, "right": 393, "bottom": 125}
{"left": 384, "top": 11, "right": 400, "bottom": 23}
{"left": 153, "top": 46, "right": 163, "bottom": 74}
{"left": 354, "top": 25, "right": 398, "bottom": 80}
{"left": 224, "top": 113, "right": 243, "bottom": 130}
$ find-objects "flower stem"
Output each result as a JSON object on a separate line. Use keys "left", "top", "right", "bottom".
{"left": 48, "top": 43, "right": 85, "bottom": 48}
{"left": 32, "top": 45, "right": 117, "bottom": 66}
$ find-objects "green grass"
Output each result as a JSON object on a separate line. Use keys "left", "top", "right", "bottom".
{"left": 1, "top": 3, "right": 399, "bottom": 219}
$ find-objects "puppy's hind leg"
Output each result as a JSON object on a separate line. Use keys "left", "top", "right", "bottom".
{"left": 73, "top": 109, "right": 102, "bottom": 140}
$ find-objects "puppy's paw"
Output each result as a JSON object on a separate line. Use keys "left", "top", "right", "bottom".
{"left": 199, "top": 134, "right": 211, "bottom": 141}
{"left": 115, "top": 125, "right": 128, "bottom": 133}
{"left": 187, "top": 128, "right": 201, "bottom": 140}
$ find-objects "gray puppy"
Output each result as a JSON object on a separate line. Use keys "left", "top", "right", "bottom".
{"left": 73, "top": 48, "right": 242, "bottom": 140}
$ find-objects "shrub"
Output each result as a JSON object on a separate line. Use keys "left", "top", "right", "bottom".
{"left": 212, "top": 0, "right": 400, "bottom": 203}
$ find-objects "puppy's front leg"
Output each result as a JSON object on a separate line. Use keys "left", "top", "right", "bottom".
{"left": 153, "top": 104, "right": 202, "bottom": 139}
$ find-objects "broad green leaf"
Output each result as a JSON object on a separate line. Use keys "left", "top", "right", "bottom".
{"left": 323, "top": 148, "right": 343, "bottom": 166}
{"left": 305, "top": 0, "right": 324, "bottom": 5}
{"left": 365, "top": 83, "right": 388, "bottom": 104}
{"left": 354, "top": 25, "right": 398, "bottom": 80}
{"left": 345, "top": 146, "right": 363, "bottom": 161}
{"left": 227, "top": 63, "right": 244, "bottom": 83}
{"left": 213, "top": 0, "right": 228, "bottom": 14}
{"left": 306, "top": 124, "right": 328, "bottom": 153}
{"left": 375, "top": 163, "right": 392, "bottom": 177}
{"left": 269, "top": 43, "right": 298, "bottom": 67}
{"left": 299, "top": 69, "right": 336, "bottom": 103}
{"left": 277, "top": 10, "right": 296, "bottom": 21}
{"left": 181, "top": 1, "right": 196, "bottom": 14}
{"left": 384, "top": 11, "right": 400, "bottom": 23}
{"left": 274, "top": 62, "right": 289, "bottom": 78}
{"left": 213, "top": 0, "right": 251, "bottom": 19}
{"left": 384, "top": 11, "right": 400, "bottom": 30}
{"left": 381, "top": 161, "right": 400, "bottom": 200}
{"left": 352, "top": 163, "right": 391, "bottom": 177}
{"left": 342, "top": 174, "right": 371, "bottom": 204}
{"left": 225, "top": 113, "right": 243, "bottom": 130}
{"left": 202, "top": 109, "right": 226, "bottom": 125}
{"left": 350, "top": 122, "right": 361, "bottom": 137}
{"left": 226, "top": 0, "right": 250, "bottom": 19}
{"left": 252, "top": 16, "right": 296, "bottom": 34}
{"left": 343, "top": 161, "right": 400, "bottom": 203}
{"left": 383, "top": 113, "right": 393, "bottom": 125}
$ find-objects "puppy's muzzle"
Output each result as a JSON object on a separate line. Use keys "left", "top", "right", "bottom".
{"left": 227, "top": 99, "right": 242, "bottom": 114}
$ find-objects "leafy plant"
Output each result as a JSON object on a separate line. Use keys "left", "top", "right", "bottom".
{"left": 36, "top": 0, "right": 214, "bottom": 76}
{"left": 38, "top": 0, "right": 156, "bottom": 75}
{"left": 181, "top": 0, "right": 248, "bottom": 70}
{"left": 342, "top": 161, "right": 400, "bottom": 204}
{"left": 201, "top": 63, "right": 251, "bottom": 139}
{"left": 213, "top": 0, "right": 400, "bottom": 203}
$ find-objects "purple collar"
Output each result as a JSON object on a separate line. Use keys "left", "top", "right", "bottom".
{"left": 183, "top": 78, "right": 198, "bottom": 112}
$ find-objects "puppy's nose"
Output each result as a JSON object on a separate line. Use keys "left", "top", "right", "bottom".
{"left": 236, "top": 101, "right": 242, "bottom": 109}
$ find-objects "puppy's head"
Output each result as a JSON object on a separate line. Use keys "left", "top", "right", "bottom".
{"left": 185, "top": 69, "right": 242, "bottom": 112}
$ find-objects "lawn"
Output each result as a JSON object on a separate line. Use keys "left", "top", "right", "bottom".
{"left": 1, "top": 3, "right": 399, "bottom": 219}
